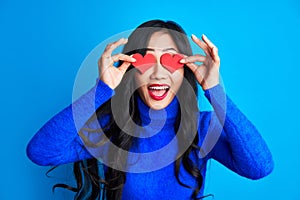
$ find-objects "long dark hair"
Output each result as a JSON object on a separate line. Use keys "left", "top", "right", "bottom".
{"left": 55, "top": 20, "right": 207, "bottom": 200}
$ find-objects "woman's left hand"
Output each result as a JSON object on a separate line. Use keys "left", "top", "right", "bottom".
{"left": 180, "top": 34, "right": 220, "bottom": 90}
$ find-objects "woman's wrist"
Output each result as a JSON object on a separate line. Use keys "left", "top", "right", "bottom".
{"left": 202, "top": 79, "right": 220, "bottom": 91}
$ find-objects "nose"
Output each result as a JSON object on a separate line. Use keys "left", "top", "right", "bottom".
{"left": 149, "top": 54, "right": 168, "bottom": 80}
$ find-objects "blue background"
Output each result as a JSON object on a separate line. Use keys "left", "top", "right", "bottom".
{"left": 1, "top": 0, "right": 300, "bottom": 199}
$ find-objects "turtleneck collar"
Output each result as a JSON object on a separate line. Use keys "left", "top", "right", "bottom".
{"left": 136, "top": 95, "right": 179, "bottom": 128}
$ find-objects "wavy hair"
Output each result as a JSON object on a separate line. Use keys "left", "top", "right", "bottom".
{"left": 55, "top": 20, "right": 208, "bottom": 200}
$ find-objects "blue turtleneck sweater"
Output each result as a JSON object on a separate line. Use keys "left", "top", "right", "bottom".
{"left": 27, "top": 80, "right": 274, "bottom": 199}
{"left": 122, "top": 96, "right": 204, "bottom": 199}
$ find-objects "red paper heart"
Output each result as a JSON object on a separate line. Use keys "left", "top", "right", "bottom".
{"left": 160, "top": 53, "right": 184, "bottom": 73}
{"left": 132, "top": 53, "right": 156, "bottom": 74}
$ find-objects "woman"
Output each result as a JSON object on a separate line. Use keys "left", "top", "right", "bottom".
{"left": 27, "top": 20, "right": 274, "bottom": 200}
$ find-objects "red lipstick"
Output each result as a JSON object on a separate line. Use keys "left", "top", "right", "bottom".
{"left": 147, "top": 84, "right": 170, "bottom": 101}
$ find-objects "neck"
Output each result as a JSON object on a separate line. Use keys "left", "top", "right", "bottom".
{"left": 137, "top": 95, "right": 179, "bottom": 128}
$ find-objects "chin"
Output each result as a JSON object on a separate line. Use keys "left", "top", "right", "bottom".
{"left": 146, "top": 94, "right": 175, "bottom": 110}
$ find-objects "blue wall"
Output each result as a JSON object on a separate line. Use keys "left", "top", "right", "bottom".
{"left": 1, "top": 0, "right": 299, "bottom": 199}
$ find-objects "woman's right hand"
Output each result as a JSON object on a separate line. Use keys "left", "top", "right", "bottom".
{"left": 98, "top": 38, "right": 136, "bottom": 89}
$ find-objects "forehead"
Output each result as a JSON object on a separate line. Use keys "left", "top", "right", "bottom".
{"left": 147, "top": 31, "right": 178, "bottom": 51}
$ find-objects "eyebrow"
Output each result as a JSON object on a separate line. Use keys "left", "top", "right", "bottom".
{"left": 145, "top": 47, "right": 178, "bottom": 52}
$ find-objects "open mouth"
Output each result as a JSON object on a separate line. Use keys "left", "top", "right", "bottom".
{"left": 148, "top": 84, "right": 170, "bottom": 101}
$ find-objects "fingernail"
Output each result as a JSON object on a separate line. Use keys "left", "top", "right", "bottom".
{"left": 131, "top": 58, "right": 136, "bottom": 62}
{"left": 179, "top": 58, "right": 186, "bottom": 63}
{"left": 191, "top": 34, "right": 198, "bottom": 40}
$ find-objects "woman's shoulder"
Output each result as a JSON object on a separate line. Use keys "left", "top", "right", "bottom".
{"left": 197, "top": 110, "right": 221, "bottom": 158}
{"left": 198, "top": 110, "right": 215, "bottom": 131}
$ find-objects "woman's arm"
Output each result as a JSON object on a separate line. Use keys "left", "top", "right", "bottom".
{"left": 182, "top": 34, "right": 273, "bottom": 179}
{"left": 27, "top": 38, "right": 134, "bottom": 166}
{"left": 26, "top": 80, "right": 114, "bottom": 166}
{"left": 200, "top": 84, "right": 274, "bottom": 179}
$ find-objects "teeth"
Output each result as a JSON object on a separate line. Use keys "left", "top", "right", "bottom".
{"left": 148, "top": 86, "right": 169, "bottom": 90}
